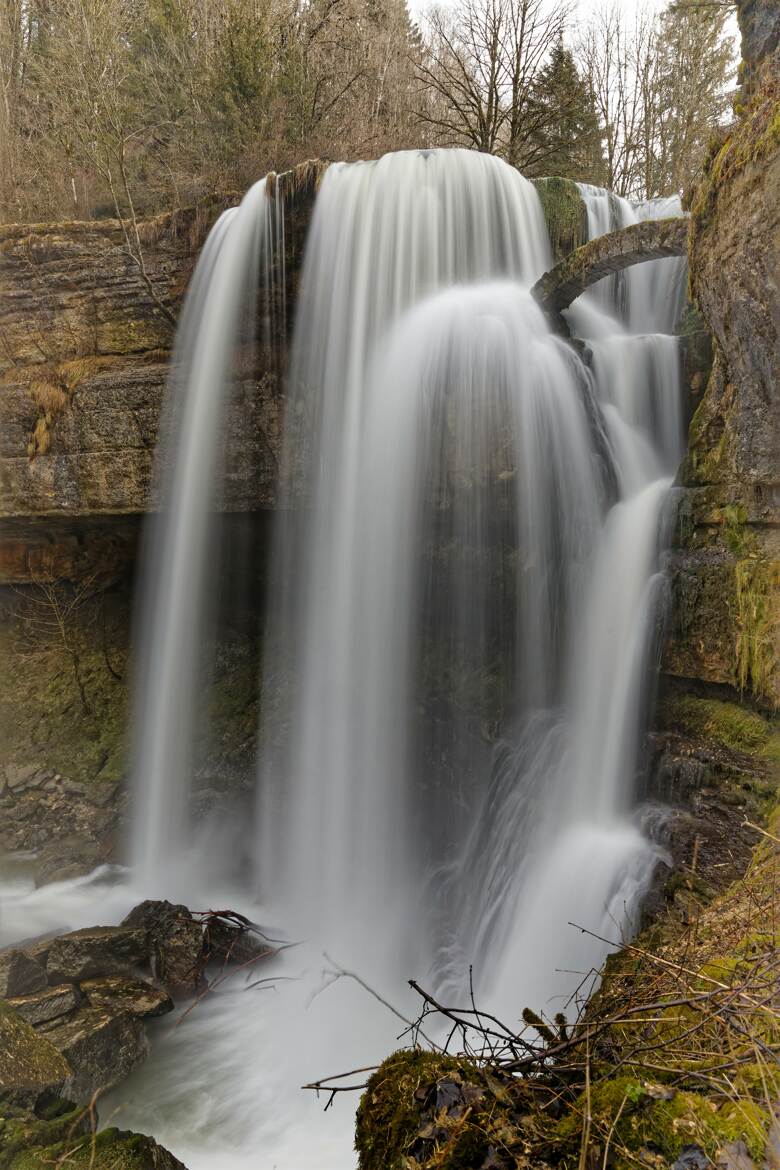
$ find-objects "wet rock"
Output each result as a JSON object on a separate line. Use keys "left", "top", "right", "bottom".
{"left": 121, "top": 901, "right": 204, "bottom": 994}
{"left": 0, "top": 1002, "right": 71, "bottom": 1107}
{"left": 715, "top": 1140, "right": 755, "bottom": 1170}
{"left": 3, "top": 764, "right": 42, "bottom": 791}
{"left": 204, "top": 916, "right": 273, "bottom": 967}
{"left": 672, "top": 1145, "right": 711, "bottom": 1170}
{"left": 0, "top": 949, "right": 48, "bottom": 997}
{"left": 43, "top": 1005, "right": 147, "bottom": 1102}
{"left": 45, "top": 926, "right": 149, "bottom": 984}
{"left": 6, "top": 984, "right": 80, "bottom": 1026}
{"left": 82, "top": 975, "right": 174, "bottom": 1019}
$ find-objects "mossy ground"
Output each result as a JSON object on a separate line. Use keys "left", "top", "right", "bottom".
{"left": 657, "top": 691, "right": 780, "bottom": 765}
{"left": 0, "top": 1099, "right": 185, "bottom": 1169}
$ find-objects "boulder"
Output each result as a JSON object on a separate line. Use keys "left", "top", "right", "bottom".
{"left": 0, "top": 1097, "right": 189, "bottom": 1169}
{"left": 0, "top": 948, "right": 48, "bottom": 997}
{"left": 6, "top": 984, "right": 80, "bottom": 1026}
{"left": 43, "top": 1005, "right": 148, "bottom": 1102}
{"left": 81, "top": 975, "right": 174, "bottom": 1019}
{"left": 121, "top": 901, "right": 204, "bottom": 994}
{"left": 45, "top": 926, "right": 149, "bottom": 983}
{"left": 0, "top": 1001, "right": 71, "bottom": 1107}
{"left": 204, "top": 916, "right": 273, "bottom": 967}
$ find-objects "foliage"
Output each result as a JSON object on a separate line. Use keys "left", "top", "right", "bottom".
{"left": 526, "top": 34, "right": 606, "bottom": 182}
{"left": 0, "top": 0, "right": 425, "bottom": 223}
{"left": 352, "top": 783, "right": 780, "bottom": 1168}
{"left": 0, "top": 0, "right": 739, "bottom": 221}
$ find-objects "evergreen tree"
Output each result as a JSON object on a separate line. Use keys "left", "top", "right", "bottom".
{"left": 526, "top": 33, "right": 606, "bottom": 183}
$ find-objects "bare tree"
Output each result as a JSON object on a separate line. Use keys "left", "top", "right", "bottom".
{"left": 14, "top": 568, "right": 99, "bottom": 714}
{"left": 502, "top": 0, "right": 571, "bottom": 170}
{"left": 576, "top": 4, "right": 659, "bottom": 197}
{"left": 417, "top": 0, "right": 507, "bottom": 154}
{"left": 416, "top": 0, "right": 570, "bottom": 167}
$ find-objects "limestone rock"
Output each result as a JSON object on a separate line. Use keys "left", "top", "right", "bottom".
{"left": 81, "top": 975, "right": 173, "bottom": 1019}
{"left": 6, "top": 984, "right": 80, "bottom": 1026}
{"left": 45, "top": 927, "right": 149, "bottom": 984}
{"left": 0, "top": 1002, "right": 71, "bottom": 1107}
{"left": 0, "top": 949, "right": 48, "bottom": 998}
{"left": 666, "top": 32, "right": 780, "bottom": 708}
{"left": 43, "top": 1005, "right": 147, "bottom": 1102}
{"left": 121, "top": 901, "right": 204, "bottom": 994}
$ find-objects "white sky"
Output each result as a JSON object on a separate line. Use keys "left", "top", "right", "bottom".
{"left": 409, "top": 0, "right": 740, "bottom": 37}
{"left": 409, "top": 0, "right": 673, "bottom": 18}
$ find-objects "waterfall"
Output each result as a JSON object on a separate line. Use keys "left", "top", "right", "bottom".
{"left": 130, "top": 179, "right": 283, "bottom": 889}
{"left": 5, "top": 150, "right": 687, "bottom": 1170}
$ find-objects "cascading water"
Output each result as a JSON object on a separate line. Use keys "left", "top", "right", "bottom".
{"left": 131, "top": 177, "right": 284, "bottom": 892}
{"left": 0, "top": 150, "right": 687, "bottom": 1170}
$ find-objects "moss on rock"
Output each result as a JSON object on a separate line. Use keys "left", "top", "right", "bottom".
{"left": 532, "top": 177, "right": 588, "bottom": 262}
{"left": 0, "top": 1099, "right": 187, "bottom": 1169}
{"left": 0, "top": 1002, "right": 71, "bottom": 1104}
{"left": 658, "top": 692, "right": 780, "bottom": 762}
{"left": 355, "top": 1049, "right": 539, "bottom": 1170}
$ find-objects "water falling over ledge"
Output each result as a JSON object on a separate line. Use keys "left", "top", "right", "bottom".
{"left": 1, "top": 149, "right": 687, "bottom": 1170}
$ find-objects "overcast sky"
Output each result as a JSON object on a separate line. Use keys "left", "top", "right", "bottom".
{"left": 409, "top": 0, "right": 672, "bottom": 18}
{"left": 409, "top": 0, "right": 739, "bottom": 36}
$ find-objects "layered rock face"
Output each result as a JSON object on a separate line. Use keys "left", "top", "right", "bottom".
{"left": 0, "top": 169, "right": 321, "bottom": 584}
{"left": 663, "top": 33, "right": 780, "bottom": 709}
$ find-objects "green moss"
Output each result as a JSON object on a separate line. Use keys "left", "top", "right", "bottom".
{"left": 355, "top": 1049, "right": 534, "bottom": 1170}
{"left": 661, "top": 693, "right": 780, "bottom": 762}
{"left": 735, "top": 558, "right": 779, "bottom": 707}
{"left": 532, "top": 177, "right": 588, "bottom": 262}
{"left": 356, "top": 1050, "right": 461, "bottom": 1170}
{"left": 0, "top": 618, "right": 128, "bottom": 788}
{"left": 719, "top": 504, "right": 754, "bottom": 556}
{"left": 0, "top": 1002, "right": 71, "bottom": 1095}
{"left": 552, "top": 1078, "right": 773, "bottom": 1165}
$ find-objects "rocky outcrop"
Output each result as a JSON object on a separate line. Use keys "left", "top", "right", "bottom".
{"left": 530, "top": 217, "right": 689, "bottom": 331}
{"left": 0, "top": 901, "right": 272, "bottom": 1109}
{"left": 664, "top": 31, "right": 780, "bottom": 709}
{"left": 0, "top": 165, "right": 323, "bottom": 584}
{"left": 0, "top": 911, "right": 194, "bottom": 1107}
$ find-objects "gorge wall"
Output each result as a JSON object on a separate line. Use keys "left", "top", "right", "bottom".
{"left": 0, "top": 51, "right": 777, "bottom": 884}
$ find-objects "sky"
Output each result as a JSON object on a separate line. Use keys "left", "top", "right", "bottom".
{"left": 409, "top": 0, "right": 739, "bottom": 31}
{"left": 407, "top": 0, "right": 740, "bottom": 55}
{"left": 409, "top": 0, "right": 674, "bottom": 17}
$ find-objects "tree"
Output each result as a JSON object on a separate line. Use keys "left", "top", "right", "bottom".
{"left": 652, "top": 0, "right": 736, "bottom": 195}
{"left": 577, "top": 0, "right": 735, "bottom": 199}
{"left": 416, "top": 0, "right": 571, "bottom": 169}
{"left": 576, "top": 4, "right": 660, "bottom": 197}
{"left": 525, "top": 33, "right": 606, "bottom": 182}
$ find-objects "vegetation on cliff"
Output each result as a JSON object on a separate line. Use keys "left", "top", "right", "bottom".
{"left": 356, "top": 781, "right": 780, "bottom": 1169}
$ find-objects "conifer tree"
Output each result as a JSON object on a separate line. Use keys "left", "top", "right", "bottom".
{"left": 526, "top": 33, "right": 607, "bottom": 182}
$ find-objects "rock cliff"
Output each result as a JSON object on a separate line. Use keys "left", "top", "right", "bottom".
{"left": 664, "top": 28, "right": 780, "bottom": 709}
{"left": 0, "top": 167, "right": 322, "bottom": 584}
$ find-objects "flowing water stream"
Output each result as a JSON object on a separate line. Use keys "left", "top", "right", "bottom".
{"left": 0, "top": 150, "right": 687, "bottom": 1169}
